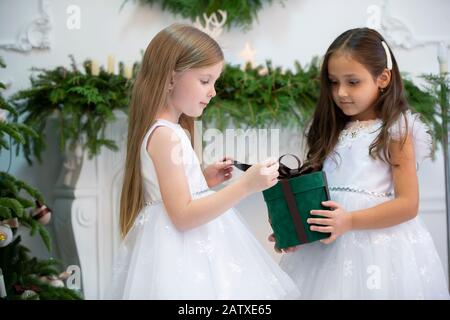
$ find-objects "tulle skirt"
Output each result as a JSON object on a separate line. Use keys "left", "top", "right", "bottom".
{"left": 108, "top": 190, "right": 299, "bottom": 300}
{"left": 280, "top": 191, "right": 449, "bottom": 299}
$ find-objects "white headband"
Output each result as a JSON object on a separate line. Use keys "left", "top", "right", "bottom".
{"left": 381, "top": 41, "right": 393, "bottom": 70}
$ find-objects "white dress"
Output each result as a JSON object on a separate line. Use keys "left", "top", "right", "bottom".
{"left": 109, "top": 119, "right": 299, "bottom": 300}
{"left": 280, "top": 111, "right": 449, "bottom": 299}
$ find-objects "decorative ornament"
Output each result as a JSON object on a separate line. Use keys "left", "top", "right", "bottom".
{"left": 58, "top": 271, "right": 72, "bottom": 280}
{"left": 193, "top": 10, "right": 227, "bottom": 40}
{"left": 0, "top": 0, "right": 52, "bottom": 52}
{"left": 133, "top": 0, "right": 272, "bottom": 30}
{"left": 39, "top": 273, "right": 68, "bottom": 288}
{"left": 21, "top": 289, "right": 39, "bottom": 300}
{"left": 49, "top": 278, "right": 65, "bottom": 288}
{"left": 0, "top": 224, "right": 13, "bottom": 247}
{"left": 1, "top": 218, "right": 19, "bottom": 228}
{"left": 13, "top": 284, "right": 41, "bottom": 294}
{"left": 31, "top": 200, "right": 52, "bottom": 225}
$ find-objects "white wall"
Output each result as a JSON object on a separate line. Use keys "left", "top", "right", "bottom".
{"left": 1, "top": 0, "right": 449, "bottom": 288}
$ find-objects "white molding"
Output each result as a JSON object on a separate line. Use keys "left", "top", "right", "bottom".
{"left": 367, "top": 0, "right": 450, "bottom": 50}
{"left": 52, "top": 116, "right": 128, "bottom": 300}
{"left": 0, "top": 0, "right": 52, "bottom": 52}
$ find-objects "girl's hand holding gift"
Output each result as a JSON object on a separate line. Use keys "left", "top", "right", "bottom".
{"left": 308, "top": 200, "right": 352, "bottom": 244}
{"left": 203, "top": 156, "right": 234, "bottom": 188}
{"left": 268, "top": 233, "right": 300, "bottom": 253}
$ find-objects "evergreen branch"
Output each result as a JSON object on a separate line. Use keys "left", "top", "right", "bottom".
{"left": 0, "top": 197, "right": 24, "bottom": 218}
{"left": 0, "top": 205, "right": 12, "bottom": 219}
{"left": 37, "top": 224, "right": 52, "bottom": 251}
{"left": 0, "top": 121, "right": 26, "bottom": 145}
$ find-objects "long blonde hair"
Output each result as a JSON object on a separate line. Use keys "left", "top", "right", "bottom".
{"left": 120, "top": 24, "right": 224, "bottom": 237}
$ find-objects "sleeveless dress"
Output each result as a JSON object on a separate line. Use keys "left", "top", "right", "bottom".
{"left": 109, "top": 119, "right": 300, "bottom": 299}
{"left": 280, "top": 111, "right": 449, "bottom": 299}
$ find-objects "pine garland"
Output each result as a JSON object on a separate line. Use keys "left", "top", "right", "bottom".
{"left": 9, "top": 56, "right": 445, "bottom": 161}
{"left": 10, "top": 55, "right": 133, "bottom": 164}
{"left": 128, "top": 0, "right": 278, "bottom": 29}
{"left": 202, "top": 59, "right": 320, "bottom": 129}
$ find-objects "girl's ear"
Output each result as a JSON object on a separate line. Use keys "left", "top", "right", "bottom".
{"left": 168, "top": 71, "right": 176, "bottom": 91}
{"left": 377, "top": 69, "right": 391, "bottom": 90}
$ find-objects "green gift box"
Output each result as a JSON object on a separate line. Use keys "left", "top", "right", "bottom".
{"left": 234, "top": 155, "right": 331, "bottom": 249}
{"left": 262, "top": 170, "right": 331, "bottom": 249}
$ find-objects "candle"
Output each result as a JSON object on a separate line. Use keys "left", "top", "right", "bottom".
{"left": 258, "top": 67, "right": 268, "bottom": 76}
{"left": 91, "top": 60, "right": 100, "bottom": 76}
{"left": 124, "top": 63, "right": 132, "bottom": 80}
{"left": 107, "top": 55, "right": 115, "bottom": 74}
{"left": 240, "top": 42, "right": 257, "bottom": 70}
{"left": 437, "top": 42, "right": 448, "bottom": 75}
{"left": 0, "top": 268, "right": 6, "bottom": 298}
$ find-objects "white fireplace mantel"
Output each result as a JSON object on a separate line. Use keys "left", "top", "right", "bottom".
{"left": 52, "top": 112, "right": 127, "bottom": 300}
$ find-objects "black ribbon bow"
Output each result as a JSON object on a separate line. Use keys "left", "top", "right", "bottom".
{"left": 233, "top": 154, "right": 309, "bottom": 179}
{"left": 234, "top": 154, "right": 313, "bottom": 245}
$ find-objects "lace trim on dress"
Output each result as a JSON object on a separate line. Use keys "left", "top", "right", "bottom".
{"left": 337, "top": 119, "right": 382, "bottom": 147}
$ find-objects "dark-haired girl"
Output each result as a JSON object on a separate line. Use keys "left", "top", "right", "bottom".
{"left": 277, "top": 28, "right": 449, "bottom": 299}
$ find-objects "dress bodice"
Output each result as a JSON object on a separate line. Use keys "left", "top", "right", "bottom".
{"left": 139, "top": 119, "right": 209, "bottom": 203}
{"left": 323, "top": 111, "right": 432, "bottom": 197}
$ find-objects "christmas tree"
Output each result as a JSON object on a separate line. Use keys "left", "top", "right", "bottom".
{"left": 0, "top": 56, "right": 81, "bottom": 300}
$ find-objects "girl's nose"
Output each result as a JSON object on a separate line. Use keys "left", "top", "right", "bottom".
{"left": 208, "top": 87, "right": 216, "bottom": 98}
{"left": 337, "top": 85, "right": 348, "bottom": 97}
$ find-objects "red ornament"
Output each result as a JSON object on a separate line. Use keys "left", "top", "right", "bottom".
{"left": 13, "top": 284, "right": 41, "bottom": 294}
{"left": 32, "top": 200, "right": 52, "bottom": 225}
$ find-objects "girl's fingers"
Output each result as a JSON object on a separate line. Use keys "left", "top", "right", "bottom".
{"left": 261, "top": 157, "right": 278, "bottom": 167}
{"left": 310, "top": 210, "right": 333, "bottom": 218}
{"left": 310, "top": 225, "right": 333, "bottom": 233}
{"left": 261, "top": 164, "right": 279, "bottom": 176}
{"left": 283, "top": 246, "right": 299, "bottom": 253}
{"left": 307, "top": 218, "right": 332, "bottom": 226}
{"left": 269, "top": 162, "right": 280, "bottom": 173}
{"left": 216, "top": 160, "right": 233, "bottom": 169}
{"left": 321, "top": 200, "right": 340, "bottom": 209}
{"left": 268, "top": 234, "right": 276, "bottom": 242}
{"left": 271, "top": 171, "right": 279, "bottom": 180}
{"left": 224, "top": 167, "right": 233, "bottom": 173}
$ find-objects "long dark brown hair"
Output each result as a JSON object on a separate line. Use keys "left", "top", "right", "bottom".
{"left": 120, "top": 24, "right": 223, "bottom": 237}
{"left": 304, "top": 27, "right": 408, "bottom": 171}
